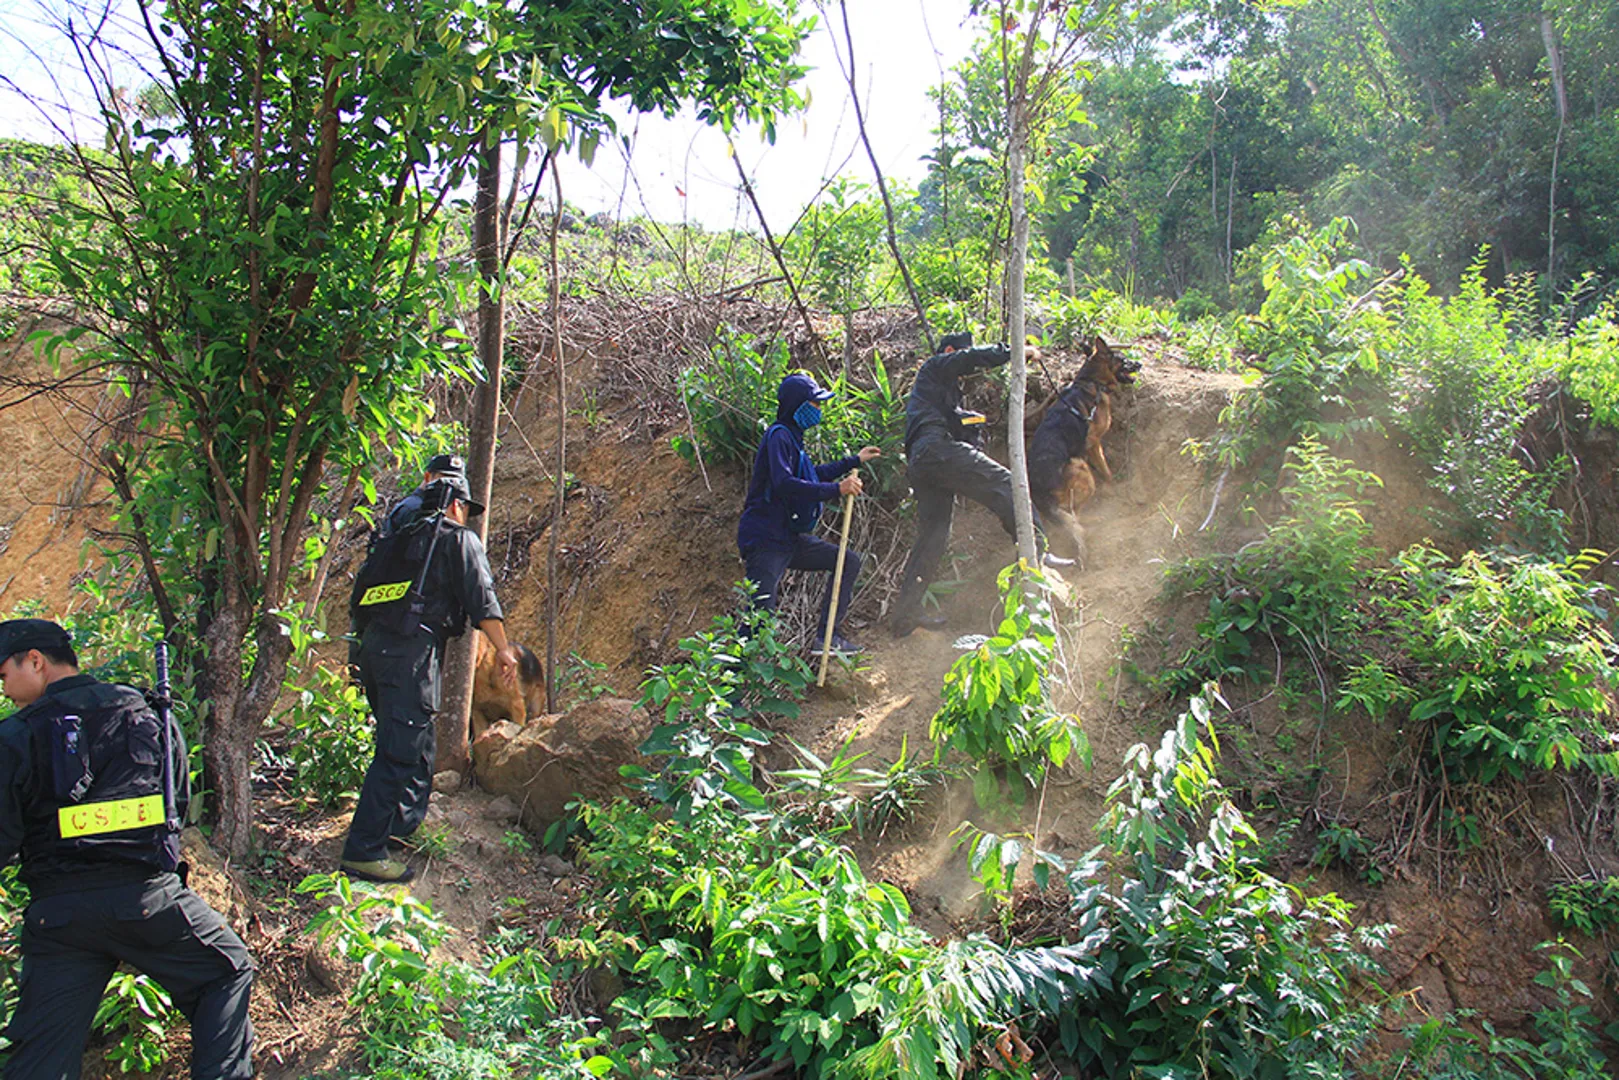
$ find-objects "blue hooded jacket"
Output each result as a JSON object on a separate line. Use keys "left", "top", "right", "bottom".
{"left": 736, "top": 375, "right": 858, "bottom": 553}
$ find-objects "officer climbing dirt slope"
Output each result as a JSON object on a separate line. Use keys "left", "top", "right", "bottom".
{"left": 889, "top": 332, "right": 1068, "bottom": 638}
{"left": 343, "top": 465, "right": 518, "bottom": 884}
{"left": 0, "top": 618, "right": 254, "bottom": 1080}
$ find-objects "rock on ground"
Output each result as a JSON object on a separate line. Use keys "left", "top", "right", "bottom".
{"left": 471, "top": 697, "right": 652, "bottom": 832}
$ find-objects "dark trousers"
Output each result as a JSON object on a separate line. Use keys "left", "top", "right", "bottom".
{"left": 5, "top": 874, "right": 254, "bottom": 1080}
{"left": 892, "top": 435, "right": 1034, "bottom": 620}
{"left": 343, "top": 629, "right": 440, "bottom": 863}
{"left": 743, "top": 535, "right": 863, "bottom": 637}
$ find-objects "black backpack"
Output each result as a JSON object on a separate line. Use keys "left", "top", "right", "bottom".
{"left": 351, "top": 502, "right": 451, "bottom": 638}
{"left": 24, "top": 684, "right": 184, "bottom": 872}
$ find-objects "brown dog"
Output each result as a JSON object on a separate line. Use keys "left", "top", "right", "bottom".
{"left": 471, "top": 632, "right": 546, "bottom": 742}
{"left": 1024, "top": 336, "right": 1139, "bottom": 562}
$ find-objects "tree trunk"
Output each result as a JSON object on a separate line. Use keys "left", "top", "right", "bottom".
{"left": 1541, "top": 12, "right": 1566, "bottom": 285}
{"left": 545, "top": 164, "right": 565, "bottom": 713}
{"left": 841, "top": 311, "right": 856, "bottom": 383}
{"left": 439, "top": 126, "right": 503, "bottom": 776}
{"left": 1006, "top": 119, "right": 1038, "bottom": 566}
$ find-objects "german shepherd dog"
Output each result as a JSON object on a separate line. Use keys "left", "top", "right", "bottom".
{"left": 1025, "top": 336, "right": 1141, "bottom": 563}
{"left": 471, "top": 633, "right": 547, "bottom": 742}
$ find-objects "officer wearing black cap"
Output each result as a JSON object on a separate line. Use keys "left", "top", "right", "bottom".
{"left": 381, "top": 453, "right": 467, "bottom": 537}
{"left": 343, "top": 465, "right": 518, "bottom": 883}
{"left": 0, "top": 618, "right": 254, "bottom": 1079}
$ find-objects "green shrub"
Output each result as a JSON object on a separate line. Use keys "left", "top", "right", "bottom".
{"left": 627, "top": 599, "right": 813, "bottom": 821}
{"left": 555, "top": 652, "right": 611, "bottom": 710}
{"left": 930, "top": 563, "right": 1088, "bottom": 786}
{"left": 271, "top": 665, "right": 374, "bottom": 809}
{"left": 1055, "top": 690, "right": 1385, "bottom": 1077}
{"left": 92, "top": 973, "right": 174, "bottom": 1075}
{"left": 1039, "top": 284, "right": 1175, "bottom": 347}
{"left": 1387, "top": 264, "right": 1565, "bottom": 549}
{"left": 1217, "top": 217, "right": 1385, "bottom": 468}
{"left": 1554, "top": 301, "right": 1619, "bottom": 429}
{"left": 1381, "top": 942, "right": 1610, "bottom": 1079}
{"left": 1163, "top": 439, "right": 1382, "bottom": 690}
{"left": 673, "top": 330, "right": 790, "bottom": 468}
{"left": 576, "top": 796, "right": 1099, "bottom": 1080}
{"left": 1172, "top": 286, "right": 1222, "bottom": 322}
{"left": 1342, "top": 547, "right": 1619, "bottom": 784}
{"left": 1547, "top": 877, "right": 1619, "bottom": 937}
{"left": 298, "top": 873, "right": 612, "bottom": 1078}
{"left": 806, "top": 353, "right": 907, "bottom": 499}
{"left": 777, "top": 734, "right": 952, "bottom": 840}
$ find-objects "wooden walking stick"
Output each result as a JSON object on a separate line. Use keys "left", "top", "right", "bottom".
{"left": 817, "top": 490, "right": 856, "bottom": 687}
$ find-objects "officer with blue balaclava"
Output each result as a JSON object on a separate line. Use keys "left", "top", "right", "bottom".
{"left": 737, "top": 372, "right": 879, "bottom": 655}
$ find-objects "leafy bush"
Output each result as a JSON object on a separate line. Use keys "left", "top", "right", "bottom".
{"left": 784, "top": 178, "right": 887, "bottom": 325}
{"left": 1039, "top": 284, "right": 1175, "bottom": 347}
{"left": 806, "top": 353, "right": 907, "bottom": 499}
{"left": 673, "top": 330, "right": 791, "bottom": 468}
{"left": 776, "top": 734, "right": 952, "bottom": 840}
{"left": 1554, "top": 300, "right": 1619, "bottom": 429}
{"left": 628, "top": 599, "right": 812, "bottom": 820}
{"left": 1172, "top": 286, "right": 1222, "bottom": 322}
{"left": 1217, "top": 217, "right": 1385, "bottom": 467}
{"left": 1054, "top": 690, "right": 1385, "bottom": 1077}
{"left": 298, "top": 873, "right": 612, "bottom": 1078}
{"left": 577, "top": 796, "right": 1100, "bottom": 1080}
{"left": 930, "top": 563, "right": 1088, "bottom": 786}
{"left": 93, "top": 973, "right": 174, "bottom": 1074}
{"left": 555, "top": 652, "right": 612, "bottom": 710}
{"left": 1163, "top": 439, "right": 1382, "bottom": 690}
{"left": 270, "top": 665, "right": 374, "bottom": 809}
{"left": 1381, "top": 942, "right": 1610, "bottom": 1079}
{"left": 1342, "top": 547, "right": 1619, "bottom": 784}
{"left": 1547, "top": 877, "right": 1619, "bottom": 937}
{"left": 1387, "top": 264, "right": 1565, "bottom": 549}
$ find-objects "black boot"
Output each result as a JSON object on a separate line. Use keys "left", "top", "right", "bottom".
{"left": 891, "top": 596, "right": 949, "bottom": 637}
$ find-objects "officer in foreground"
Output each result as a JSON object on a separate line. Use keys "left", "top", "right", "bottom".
{"left": 889, "top": 332, "right": 1067, "bottom": 638}
{"left": 0, "top": 618, "right": 254, "bottom": 1080}
{"left": 343, "top": 468, "right": 518, "bottom": 883}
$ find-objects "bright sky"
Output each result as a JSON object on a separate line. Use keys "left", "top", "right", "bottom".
{"left": 0, "top": 0, "right": 983, "bottom": 232}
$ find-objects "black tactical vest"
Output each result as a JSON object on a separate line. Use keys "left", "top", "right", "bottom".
{"left": 352, "top": 512, "right": 453, "bottom": 638}
{"left": 21, "top": 682, "right": 181, "bottom": 875}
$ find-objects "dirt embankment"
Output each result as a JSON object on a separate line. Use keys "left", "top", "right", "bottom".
{"left": 0, "top": 328, "right": 110, "bottom": 611}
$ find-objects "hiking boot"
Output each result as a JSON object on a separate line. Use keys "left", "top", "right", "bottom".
{"left": 1042, "top": 551, "right": 1076, "bottom": 568}
{"left": 340, "top": 857, "right": 416, "bottom": 884}
{"left": 890, "top": 609, "right": 949, "bottom": 638}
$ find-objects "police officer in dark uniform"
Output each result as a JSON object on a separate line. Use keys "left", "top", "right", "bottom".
{"left": 0, "top": 618, "right": 254, "bottom": 1080}
{"left": 889, "top": 332, "right": 1066, "bottom": 638}
{"left": 342, "top": 470, "right": 518, "bottom": 884}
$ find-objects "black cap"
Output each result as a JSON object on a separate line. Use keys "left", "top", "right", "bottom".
{"left": 940, "top": 331, "right": 974, "bottom": 352}
{"left": 440, "top": 474, "right": 485, "bottom": 517}
{"left": 425, "top": 454, "right": 466, "bottom": 477}
{"left": 0, "top": 618, "right": 72, "bottom": 660}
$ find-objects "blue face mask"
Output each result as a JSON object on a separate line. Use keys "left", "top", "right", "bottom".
{"left": 793, "top": 401, "right": 822, "bottom": 429}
